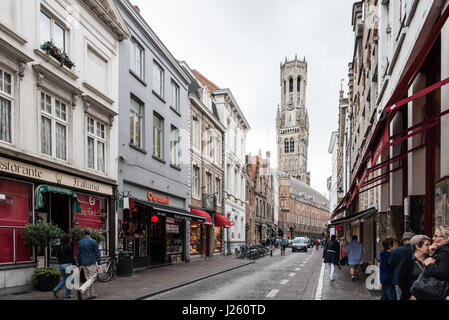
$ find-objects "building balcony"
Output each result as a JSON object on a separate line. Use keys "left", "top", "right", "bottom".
{"left": 203, "top": 193, "right": 217, "bottom": 212}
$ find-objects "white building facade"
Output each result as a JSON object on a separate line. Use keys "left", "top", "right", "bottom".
{"left": 214, "top": 89, "right": 250, "bottom": 255}
{"left": 0, "top": 0, "right": 129, "bottom": 294}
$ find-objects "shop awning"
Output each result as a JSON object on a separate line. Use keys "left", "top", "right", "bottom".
{"left": 35, "top": 185, "right": 82, "bottom": 213}
{"left": 190, "top": 209, "right": 212, "bottom": 225}
{"left": 332, "top": 4, "right": 449, "bottom": 219}
{"left": 213, "top": 214, "right": 232, "bottom": 228}
{"left": 330, "top": 207, "right": 377, "bottom": 226}
{"left": 134, "top": 199, "right": 207, "bottom": 223}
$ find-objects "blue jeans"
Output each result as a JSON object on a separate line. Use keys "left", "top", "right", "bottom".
{"left": 53, "top": 263, "right": 73, "bottom": 298}
{"left": 395, "top": 285, "right": 402, "bottom": 300}
{"left": 381, "top": 285, "right": 397, "bottom": 300}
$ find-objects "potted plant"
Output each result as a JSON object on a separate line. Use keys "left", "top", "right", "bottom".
{"left": 71, "top": 227, "right": 105, "bottom": 244}
{"left": 24, "top": 222, "right": 64, "bottom": 267}
{"left": 40, "top": 40, "right": 75, "bottom": 69}
{"left": 31, "top": 267, "right": 62, "bottom": 292}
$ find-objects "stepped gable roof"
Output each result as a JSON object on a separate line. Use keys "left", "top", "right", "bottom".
{"left": 290, "top": 177, "right": 329, "bottom": 207}
{"left": 193, "top": 69, "right": 221, "bottom": 93}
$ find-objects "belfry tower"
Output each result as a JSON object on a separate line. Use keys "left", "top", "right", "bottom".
{"left": 276, "top": 55, "right": 310, "bottom": 185}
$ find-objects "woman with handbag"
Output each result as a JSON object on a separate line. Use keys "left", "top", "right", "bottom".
{"left": 418, "top": 225, "right": 449, "bottom": 300}
{"left": 397, "top": 235, "right": 431, "bottom": 300}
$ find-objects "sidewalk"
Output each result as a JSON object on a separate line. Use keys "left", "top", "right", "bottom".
{"left": 320, "top": 263, "right": 381, "bottom": 300}
{"left": 0, "top": 255, "right": 254, "bottom": 300}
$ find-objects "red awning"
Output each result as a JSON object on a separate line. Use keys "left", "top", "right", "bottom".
{"left": 190, "top": 209, "right": 212, "bottom": 225}
{"left": 213, "top": 214, "right": 233, "bottom": 228}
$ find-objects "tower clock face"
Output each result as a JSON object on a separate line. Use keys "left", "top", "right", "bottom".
{"left": 286, "top": 102, "right": 294, "bottom": 111}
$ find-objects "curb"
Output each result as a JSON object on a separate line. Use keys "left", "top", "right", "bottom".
{"left": 129, "top": 260, "right": 256, "bottom": 300}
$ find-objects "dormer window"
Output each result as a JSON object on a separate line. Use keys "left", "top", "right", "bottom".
{"left": 202, "top": 88, "right": 212, "bottom": 109}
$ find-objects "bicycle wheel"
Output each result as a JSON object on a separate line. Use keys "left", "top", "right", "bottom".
{"left": 97, "top": 261, "right": 113, "bottom": 282}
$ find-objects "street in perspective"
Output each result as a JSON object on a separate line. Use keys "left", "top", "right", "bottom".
{"left": 1, "top": 0, "right": 449, "bottom": 310}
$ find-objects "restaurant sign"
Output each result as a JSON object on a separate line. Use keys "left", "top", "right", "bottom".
{"left": 0, "top": 156, "right": 113, "bottom": 195}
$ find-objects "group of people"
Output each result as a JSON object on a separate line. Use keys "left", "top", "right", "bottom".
{"left": 379, "top": 226, "right": 449, "bottom": 300}
{"left": 52, "top": 229, "right": 102, "bottom": 300}
{"left": 322, "top": 235, "right": 367, "bottom": 281}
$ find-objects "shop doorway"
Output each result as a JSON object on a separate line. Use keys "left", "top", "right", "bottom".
{"left": 50, "top": 193, "right": 71, "bottom": 233}
{"left": 150, "top": 216, "right": 165, "bottom": 264}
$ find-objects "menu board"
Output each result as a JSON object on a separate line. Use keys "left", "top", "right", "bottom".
{"left": 126, "top": 238, "right": 134, "bottom": 253}
{"left": 139, "top": 239, "right": 147, "bottom": 257}
{"left": 166, "top": 224, "right": 179, "bottom": 234}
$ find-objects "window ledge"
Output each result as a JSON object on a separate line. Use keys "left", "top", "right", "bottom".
{"left": 34, "top": 48, "right": 79, "bottom": 80}
{"left": 152, "top": 154, "right": 166, "bottom": 164}
{"left": 152, "top": 90, "right": 166, "bottom": 103}
{"left": 170, "top": 106, "right": 181, "bottom": 117}
{"left": 170, "top": 164, "right": 181, "bottom": 171}
{"left": 129, "top": 69, "right": 147, "bottom": 86}
{"left": 129, "top": 143, "right": 147, "bottom": 154}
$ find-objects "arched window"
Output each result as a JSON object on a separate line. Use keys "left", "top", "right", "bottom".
{"left": 289, "top": 78, "right": 293, "bottom": 92}
{"left": 284, "top": 80, "right": 286, "bottom": 95}
{"left": 290, "top": 138, "right": 294, "bottom": 153}
{"left": 297, "top": 76, "right": 301, "bottom": 92}
{"left": 284, "top": 139, "right": 290, "bottom": 153}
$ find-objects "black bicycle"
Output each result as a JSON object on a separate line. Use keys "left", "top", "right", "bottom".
{"left": 97, "top": 252, "right": 118, "bottom": 282}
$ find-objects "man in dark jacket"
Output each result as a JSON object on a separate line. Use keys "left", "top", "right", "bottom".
{"left": 76, "top": 229, "right": 101, "bottom": 300}
{"left": 380, "top": 238, "right": 397, "bottom": 300}
{"left": 388, "top": 231, "right": 415, "bottom": 300}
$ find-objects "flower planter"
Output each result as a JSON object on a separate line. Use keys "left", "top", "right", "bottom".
{"left": 40, "top": 40, "right": 75, "bottom": 69}
{"left": 35, "top": 275, "right": 61, "bottom": 292}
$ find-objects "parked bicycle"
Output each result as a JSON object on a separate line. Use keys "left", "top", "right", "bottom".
{"left": 97, "top": 252, "right": 118, "bottom": 282}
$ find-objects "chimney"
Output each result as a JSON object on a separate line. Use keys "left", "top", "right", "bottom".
{"left": 134, "top": 5, "right": 140, "bottom": 14}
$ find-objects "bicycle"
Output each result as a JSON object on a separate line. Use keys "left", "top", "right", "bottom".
{"left": 97, "top": 252, "right": 118, "bottom": 282}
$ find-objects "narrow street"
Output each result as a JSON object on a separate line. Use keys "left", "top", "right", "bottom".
{"left": 147, "top": 248, "right": 319, "bottom": 300}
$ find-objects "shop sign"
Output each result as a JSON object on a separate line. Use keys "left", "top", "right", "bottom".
{"left": 0, "top": 156, "right": 113, "bottom": 195}
{"left": 166, "top": 224, "right": 179, "bottom": 234}
{"left": 147, "top": 191, "right": 170, "bottom": 205}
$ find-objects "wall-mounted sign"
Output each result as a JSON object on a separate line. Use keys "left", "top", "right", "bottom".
{"left": 0, "top": 156, "right": 113, "bottom": 195}
{"left": 147, "top": 191, "right": 170, "bottom": 205}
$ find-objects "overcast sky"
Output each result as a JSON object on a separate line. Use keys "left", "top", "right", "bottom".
{"left": 131, "top": 0, "right": 355, "bottom": 197}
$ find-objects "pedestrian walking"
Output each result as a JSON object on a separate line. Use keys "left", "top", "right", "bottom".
{"left": 379, "top": 238, "right": 397, "bottom": 300}
{"left": 323, "top": 235, "right": 340, "bottom": 281}
{"left": 397, "top": 235, "right": 431, "bottom": 300}
{"left": 344, "top": 235, "right": 367, "bottom": 281}
{"left": 339, "top": 237, "right": 348, "bottom": 261}
{"left": 315, "top": 239, "right": 320, "bottom": 250}
{"left": 52, "top": 234, "right": 76, "bottom": 299}
{"left": 388, "top": 231, "right": 415, "bottom": 300}
{"left": 76, "top": 229, "right": 101, "bottom": 300}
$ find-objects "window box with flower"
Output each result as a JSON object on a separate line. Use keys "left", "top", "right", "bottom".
{"left": 40, "top": 40, "right": 75, "bottom": 69}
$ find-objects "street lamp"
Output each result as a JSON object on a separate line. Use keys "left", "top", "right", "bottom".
{"left": 337, "top": 187, "right": 344, "bottom": 199}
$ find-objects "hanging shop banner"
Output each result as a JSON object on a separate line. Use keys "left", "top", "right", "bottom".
{"left": 74, "top": 193, "right": 107, "bottom": 230}
{"left": 0, "top": 156, "right": 113, "bottom": 195}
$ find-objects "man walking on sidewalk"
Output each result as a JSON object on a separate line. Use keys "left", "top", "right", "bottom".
{"left": 388, "top": 231, "right": 415, "bottom": 300}
{"left": 344, "top": 235, "right": 367, "bottom": 281}
{"left": 76, "top": 229, "right": 101, "bottom": 300}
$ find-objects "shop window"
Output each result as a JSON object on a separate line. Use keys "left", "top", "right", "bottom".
{"left": 213, "top": 226, "right": 223, "bottom": 253}
{"left": 190, "top": 224, "right": 203, "bottom": 255}
{"left": 0, "top": 178, "right": 32, "bottom": 264}
{"left": 75, "top": 193, "right": 108, "bottom": 254}
{"left": 166, "top": 218, "right": 184, "bottom": 263}
{"left": 122, "top": 205, "right": 149, "bottom": 259}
